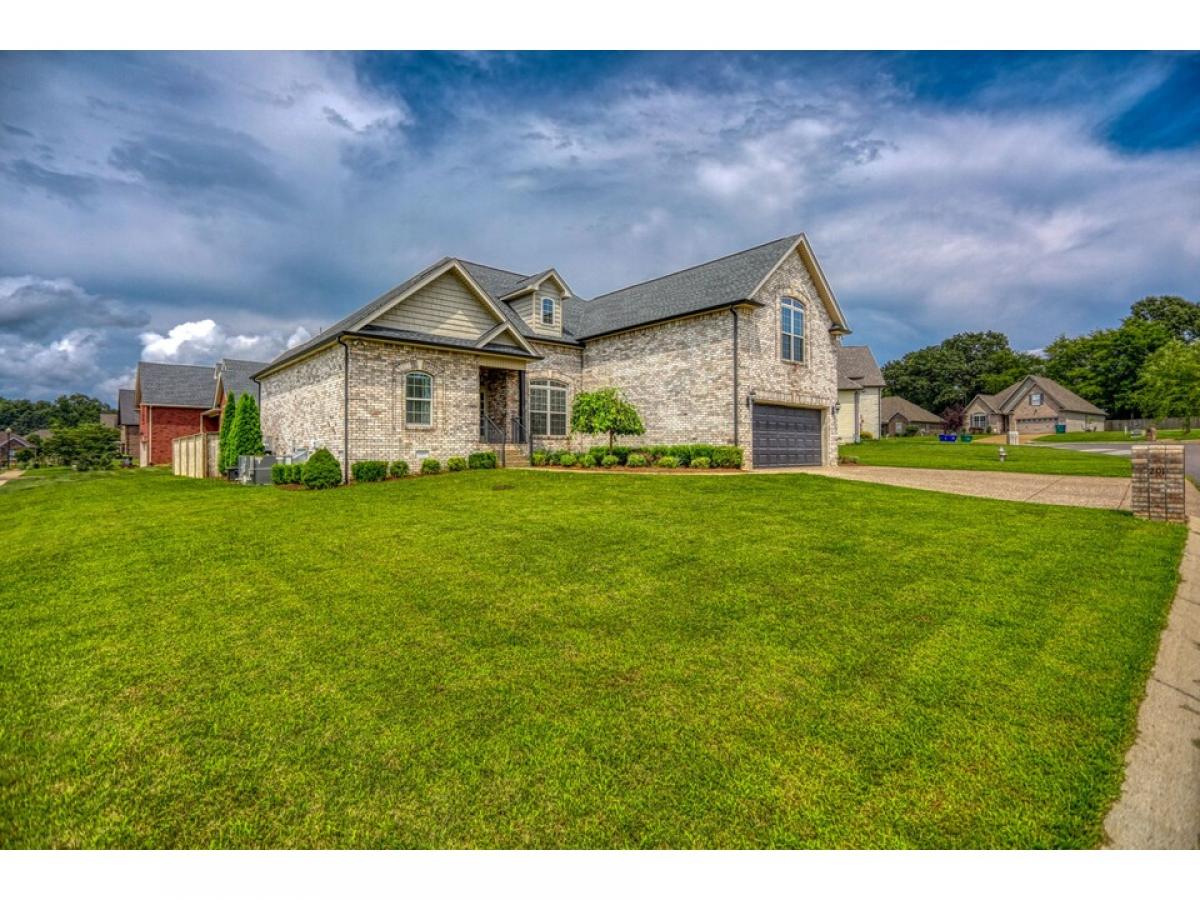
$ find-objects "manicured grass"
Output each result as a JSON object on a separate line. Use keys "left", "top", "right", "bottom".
{"left": 0, "top": 467, "right": 1182, "bottom": 848}
{"left": 1035, "top": 429, "right": 1197, "bottom": 443}
{"left": 841, "top": 437, "right": 1131, "bottom": 476}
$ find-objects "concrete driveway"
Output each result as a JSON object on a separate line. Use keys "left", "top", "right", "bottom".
{"left": 798, "top": 464, "right": 1134, "bottom": 510}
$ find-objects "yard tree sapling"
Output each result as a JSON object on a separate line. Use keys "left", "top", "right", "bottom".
{"left": 217, "top": 391, "right": 237, "bottom": 471}
{"left": 569, "top": 388, "right": 645, "bottom": 451}
{"left": 231, "top": 393, "right": 265, "bottom": 460}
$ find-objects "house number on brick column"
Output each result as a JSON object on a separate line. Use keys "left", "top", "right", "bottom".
{"left": 1131, "top": 445, "right": 1186, "bottom": 524}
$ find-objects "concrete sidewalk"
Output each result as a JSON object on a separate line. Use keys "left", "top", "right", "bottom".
{"left": 1103, "top": 514, "right": 1200, "bottom": 849}
{"left": 0, "top": 469, "right": 22, "bottom": 487}
{"left": 793, "top": 464, "right": 1134, "bottom": 511}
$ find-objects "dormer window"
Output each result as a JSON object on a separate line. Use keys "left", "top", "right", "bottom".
{"left": 540, "top": 296, "right": 555, "bottom": 326}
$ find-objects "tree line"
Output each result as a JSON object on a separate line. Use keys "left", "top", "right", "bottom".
{"left": 0, "top": 393, "right": 114, "bottom": 434}
{"left": 881, "top": 295, "right": 1200, "bottom": 421}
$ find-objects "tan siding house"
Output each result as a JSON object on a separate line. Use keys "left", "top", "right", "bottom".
{"left": 965, "top": 375, "right": 1106, "bottom": 435}
{"left": 255, "top": 233, "right": 856, "bottom": 476}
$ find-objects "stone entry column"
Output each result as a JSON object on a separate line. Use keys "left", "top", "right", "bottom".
{"left": 1131, "top": 444, "right": 1186, "bottom": 523}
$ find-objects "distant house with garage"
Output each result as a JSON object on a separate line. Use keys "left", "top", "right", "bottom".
{"left": 133, "top": 362, "right": 219, "bottom": 466}
{"left": 1, "top": 432, "right": 31, "bottom": 467}
{"left": 881, "top": 396, "right": 943, "bottom": 436}
{"left": 835, "top": 345, "right": 885, "bottom": 443}
{"left": 255, "top": 233, "right": 864, "bottom": 473}
{"left": 964, "top": 375, "right": 1106, "bottom": 435}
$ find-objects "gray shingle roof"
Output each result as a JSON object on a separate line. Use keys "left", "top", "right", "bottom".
{"left": 1004, "top": 375, "right": 1106, "bottom": 416}
{"left": 218, "top": 358, "right": 269, "bottom": 403}
{"left": 356, "top": 325, "right": 538, "bottom": 358}
{"left": 118, "top": 388, "right": 138, "bottom": 426}
{"left": 837, "top": 345, "right": 886, "bottom": 389}
{"left": 882, "top": 396, "right": 942, "bottom": 424}
{"left": 136, "top": 362, "right": 214, "bottom": 408}
{"left": 574, "top": 234, "right": 802, "bottom": 339}
{"left": 457, "top": 260, "right": 585, "bottom": 345}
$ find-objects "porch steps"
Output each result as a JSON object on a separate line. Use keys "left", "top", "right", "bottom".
{"left": 494, "top": 444, "right": 530, "bottom": 468}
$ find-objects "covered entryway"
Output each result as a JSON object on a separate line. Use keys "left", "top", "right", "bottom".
{"left": 752, "top": 404, "right": 823, "bottom": 467}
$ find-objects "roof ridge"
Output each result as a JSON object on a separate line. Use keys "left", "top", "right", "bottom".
{"left": 591, "top": 233, "right": 802, "bottom": 302}
{"left": 455, "top": 258, "right": 529, "bottom": 279}
{"left": 139, "top": 361, "right": 215, "bottom": 372}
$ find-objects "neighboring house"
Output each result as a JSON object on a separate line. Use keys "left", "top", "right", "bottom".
{"left": 117, "top": 388, "right": 140, "bottom": 458}
{"left": 99, "top": 412, "right": 118, "bottom": 429}
{"left": 881, "top": 396, "right": 943, "bottom": 436}
{"left": 1, "top": 432, "right": 31, "bottom": 466}
{"left": 255, "top": 233, "right": 854, "bottom": 474}
{"left": 835, "top": 345, "right": 885, "bottom": 443}
{"left": 964, "top": 375, "right": 1106, "bottom": 435}
{"left": 134, "top": 362, "right": 220, "bottom": 466}
{"left": 204, "top": 357, "right": 269, "bottom": 430}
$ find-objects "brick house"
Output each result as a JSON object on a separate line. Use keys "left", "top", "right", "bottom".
{"left": 1, "top": 431, "right": 31, "bottom": 467}
{"left": 880, "top": 396, "right": 943, "bottom": 436}
{"left": 964, "top": 375, "right": 1106, "bottom": 435}
{"left": 134, "top": 362, "right": 219, "bottom": 466}
{"left": 835, "top": 345, "right": 885, "bottom": 443}
{"left": 255, "top": 234, "right": 854, "bottom": 475}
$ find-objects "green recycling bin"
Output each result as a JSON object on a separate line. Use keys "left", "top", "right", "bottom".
{"left": 1055, "top": 423, "right": 1066, "bottom": 434}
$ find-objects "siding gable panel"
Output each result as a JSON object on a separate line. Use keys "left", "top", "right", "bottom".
{"left": 368, "top": 270, "right": 500, "bottom": 339}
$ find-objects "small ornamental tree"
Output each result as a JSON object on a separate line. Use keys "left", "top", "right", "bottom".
{"left": 217, "top": 391, "right": 237, "bottom": 470}
{"left": 43, "top": 423, "right": 120, "bottom": 471}
{"left": 232, "top": 392, "right": 265, "bottom": 460}
{"left": 941, "top": 403, "right": 965, "bottom": 434}
{"left": 569, "top": 388, "right": 645, "bottom": 450}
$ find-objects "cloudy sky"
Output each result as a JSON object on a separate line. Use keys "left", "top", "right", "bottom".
{"left": 1, "top": 51, "right": 1198, "bottom": 400}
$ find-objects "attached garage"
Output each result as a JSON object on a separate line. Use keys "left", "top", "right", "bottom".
{"left": 751, "top": 404, "right": 823, "bottom": 467}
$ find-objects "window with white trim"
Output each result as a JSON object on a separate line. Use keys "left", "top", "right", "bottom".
{"left": 780, "top": 297, "right": 804, "bottom": 362}
{"left": 540, "top": 296, "right": 556, "bottom": 326}
{"left": 404, "top": 371, "right": 432, "bottom": 426}
{"left": 970, "top": 413, "right": 988, "bottom": 429}
{"left": 530, "top": 379, "right": 568, "bottom": 437}
{"left": 1030, "top": 391, "right": 1043, "bottom": 407}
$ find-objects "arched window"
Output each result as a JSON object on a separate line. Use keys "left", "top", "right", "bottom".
{"left": 404, "top": 371, "right": 433, "bottom": 426}
{"left": 780, "top": 297, "right": 805, "bottom": 363}
{"left": 530, "top": 379, "right": 568, "bottom": 436}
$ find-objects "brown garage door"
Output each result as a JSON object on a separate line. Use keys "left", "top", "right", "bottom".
{"left": 752, "top": 404, "right": 822, "bottom": 467}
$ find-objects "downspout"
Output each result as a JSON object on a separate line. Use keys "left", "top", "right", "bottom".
{"left": 730, "top": 307, "right": 740, "bottom": 447}
{"left": 339, "top": 336, "right": 350, "bottom": 484}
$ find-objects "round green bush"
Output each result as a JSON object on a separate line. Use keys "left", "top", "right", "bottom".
{"left": 420, "top": 457, "right": 441, "bottom": 475}
{"left": 351, "top": 460, "right": 388, "bottom": 482}
{"left": 447, "top": 456, "right": 467, "bottom": 472}
{"left": 301, "top": 448, "right": 342, "bottom": 489}
{"left": 601, "top": 454, "right": 619, "bottom": 468}
{"left": 580, "top": 454, "right": 597, "bottom": 468}
{"left": 530, "top": 451, "right": 548, "bottom": 467}
{"left": 468, "top": 451, "right": 497, "bottom": 469}
{"left": 271, "top": 463, "right": 287, "bottom": 485}
{"left": 690, "top": 456, "right": 711, "bottom": 469}
{"left": 389, "top": 459, "right": 409, "bottom": 478}
{"left": 656, "top": 455, "right": 680, "bottom": 468}
{"left": 626, "top": 452, "right": 648, "bottom": 467}
{"left": 558, "top": 452, "right": 577, "bottom": 467}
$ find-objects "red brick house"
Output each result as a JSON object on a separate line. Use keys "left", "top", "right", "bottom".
{"left": 134, "top": 362, "right": 219, "bottom": 466}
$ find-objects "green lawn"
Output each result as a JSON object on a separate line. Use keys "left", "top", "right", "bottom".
{"left": 0, "top": 467, "right": 1182, "bottom": 848}
{"left": 841, "top": 437, "right": 1131, "bottom": 476}
{"left": 1035, "top": 429, "right": 1197, "bottom": 443}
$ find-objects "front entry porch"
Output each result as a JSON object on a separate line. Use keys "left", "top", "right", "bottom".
{"left": 479, "top": 366, "right": 529, "bottom": 466}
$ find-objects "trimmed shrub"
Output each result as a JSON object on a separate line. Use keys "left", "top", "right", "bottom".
{"left": 558, "top": 451, "right": 577, "bottom": 467}
{"left": 447, "top": 456, "right": 467, "bottom": 472}
{"left": 301, "top": 448, "right": 342, "bottom": 490}
{"left": 690, "top": 456, "right": 711, "bottom": 469}
{"left": 579, "top": 453, "right": 597, "bottom": 468}
{"left": 351, "top": 460, "right": 388, "bottom": 483}
{"left": 601, "top": 454, "right": 619, "bottom": 468}
{"left": 626, "top": 452, "right": 648, "bottom": 467}
{"left": 468, "top": 451, "right": 497, "bottom": 470}
{"left": 904, "top": 425, "right": 920, "bottom": 437}
{"left": 656, "top": 455, "right": 680, "bottom": 468}
{"left": 420, "top": 457, "right": 442, "bottom": 475}
{"left": 530, "top": 451, "right": 549, "bottom": 467}
{"left": 271, "top": 463, "right": 287, "bottom": 485}
{"left": 389, "top": 459, "right": 410, "bottom": 478}
{"left": 709, "top": 446, "right": 743, "bottom": 469}
{"left": 860, "top": 430, "right": 874, "bottom": 441}
{"left": 591, "top": 445, "right": 631, "bottom": 464}
{"left": 289, "top": 464, "right": 303, "bottom": 483}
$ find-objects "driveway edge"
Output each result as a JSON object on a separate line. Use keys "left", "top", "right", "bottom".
{"left": 1103, "top": 514, "right": 1200, "bottom": 849}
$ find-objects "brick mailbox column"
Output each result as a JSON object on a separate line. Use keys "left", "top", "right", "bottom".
{"left": 1131, "top": 444, "right": 1186, "bottom": 523}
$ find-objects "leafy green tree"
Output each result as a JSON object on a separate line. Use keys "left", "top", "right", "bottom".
{"left": 881, "top": 331, "right": 1043, "bottom": 414}
{"left": 1126, "top": 295, "right": 1200, "bottom": 344}
{"left": 43, "top": 423, "right": 120, "bottom": 471}
{"left": 569, "top": 388, "right": 645, "bottom": 450}
{"left": 50, "top": 393, "right": 111, "bottom": 428}
{"left": 231, "top": 393, "right": 265, "bottom": 459}
{"left": 0, "top": 393, "right": 111, "bottom": 433}
{"left": 1044, "top": 319, "right": 1171, "bottom": 418}
{"left": 217, "top": 391, "right": 237, "bottom": 470}
{"left": 1136, "top": 341, "right": 1200, "bottom": 431}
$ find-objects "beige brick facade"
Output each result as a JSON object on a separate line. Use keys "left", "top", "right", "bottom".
{"left": 259, "top": 244, "right": 851, "bottom": 472}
